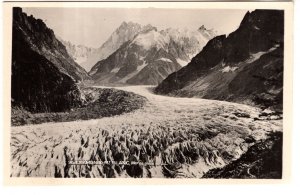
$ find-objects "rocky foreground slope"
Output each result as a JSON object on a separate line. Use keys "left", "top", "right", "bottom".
{"left": 202, "top": 131, "right": 282, "bottom": 179}
{"left": 155, "top": 10, "right": 284, "bottom": 112}
{"left": 12, "top": 87, "right": 146, "bottom": 126}
{"left": 12, "top": 7, "right": 90, "bottom": 113}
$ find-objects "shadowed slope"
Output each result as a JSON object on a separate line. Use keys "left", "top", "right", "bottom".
{"left": 155, "top": 10, "right": 284, "bottom": 111}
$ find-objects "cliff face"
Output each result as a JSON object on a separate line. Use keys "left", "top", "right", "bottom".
{"left": 223, "top": 10, "right": 283, "bottom": 63}
{"left": 155, "top": 10, "right": 284, "bottom": 111}
{"left": 12, "top": 7, "right": 89, "bottom": 113}
{"left": 13, "top": 7, "right": 89, "bottom": 80}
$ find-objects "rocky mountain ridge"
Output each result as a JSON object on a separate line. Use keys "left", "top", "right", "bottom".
{"left": 12, "top": 7, "right": 89, "bottom": 113}
{"left": 90, "top": 25, "right": 216, "bottom": 85}
{"left": 155, "top": 10, "right": 284, "bottom": 111}
{"left": 79, "top": 22, "right": 157, "bottom": 71}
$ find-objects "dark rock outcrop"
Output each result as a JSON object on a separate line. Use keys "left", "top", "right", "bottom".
{"left": 12, "top": 7, "right": 90, "bottom": 113}
{"left": 155, "top": 10, "right": 284, "bottom": 111}
{"left": 11, "top": 87, "right": 147, "bottom": 126}
{"left": 202, "top": 131, "right": 282, "bottom": 179}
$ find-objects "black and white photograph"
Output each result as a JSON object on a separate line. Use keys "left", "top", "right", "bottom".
{"left": 4, "top": 2, "right": 292, "bottom": 181}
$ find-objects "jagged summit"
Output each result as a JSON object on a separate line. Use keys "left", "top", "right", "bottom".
{"left": 89, "top": 22, "right": 216, "bottom": 85}
{"left": 120, "top": 21, "right": 128, "bottom": 26}
{"left": 120, "top": 21, "right": 137, "bottom": 26}
{"left": 77, "top": 21, "right": 151, "bottom": 71}
{"left": 66, "top": 20, "right": 217, "bottom": 73}
{"left": 117, "top": 21, "right": 141, "bottom": 30}
{"left": 198, "top": 25, "right": 207, "bottom": 31}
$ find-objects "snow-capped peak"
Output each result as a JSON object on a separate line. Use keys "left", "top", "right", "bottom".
{"left": 198, "top": 25, "right": 207, "bottom": 31}
{"left": 132, "top": 29, "right": 170, "bottom": 50}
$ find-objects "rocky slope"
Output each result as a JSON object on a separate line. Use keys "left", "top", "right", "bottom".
{"left": 155, "top": 10, "right": 284, "bottom": 111}
{"left": 58, "top": 38, "right": 97, "bottom": 70}
{"left": 12, "top": 7, "right": 90, "bottom": 113}
{"left": 11, "top": 87, "right": 146, "bottom": 126}
{"left": 80, "top": 22, "right": 154, "bottom": 71}
{"left": 202, "top": 131, "right": 282, "bottom": 179}
{"left": 90, "top": 26, "right": 216, "bottom": 85}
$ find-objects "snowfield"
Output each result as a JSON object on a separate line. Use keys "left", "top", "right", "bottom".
{"left": 10, "top": 86, "right": 282, "bottom": 178}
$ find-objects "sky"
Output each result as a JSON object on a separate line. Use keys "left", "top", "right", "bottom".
{"left": 23, "top": 8, "right": 249, "bottom": 48}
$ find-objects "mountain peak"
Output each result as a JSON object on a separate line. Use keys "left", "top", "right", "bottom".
{"left": 144, "top": 24, "right": 156, "bottom": 29}
{"left": 116, "top": 21, "right": 143, "bottom": 33}
{"left": 198, "top": 25, "right": 207, "bottom": 31}
{"left": 141, "top": 24, "right": 157, "bottom": 33}
{"left": 127, "top": 21, "right": 137, "bottom": 26}
{"left": 119, "top": 21, "right": 140, "bottom": 28}
{"left": 120, "top": 21, "right": 128, "bottom": 26}
{"left": 197, "top": 25, "right": 217, "bottom": 39}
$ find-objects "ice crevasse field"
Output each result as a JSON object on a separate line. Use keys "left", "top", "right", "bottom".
{"left": 10, "top": 86, "right": 282, "bottom": 178}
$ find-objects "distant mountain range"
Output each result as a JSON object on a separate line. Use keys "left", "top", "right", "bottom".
{"left": 155, "top": 10, "right": 284, "bottom": 111}
{"left": 11, "top": 8, "right": 89, "bottom": 113}
{"left": 11, "top": 7, "right": 285, "bottom": 179}
{"left": 60, "top": 21, "right": 216, "bottom": 84}
{"left": 61, "top": 22, "right": 157, "bottom": 71}
{"left": 12, "top": 7, "right": 283, "bottom": 112}
{"left": 11, "top": 8, "right": 217, "bottom": 113}
{"left": 88, "top": 24, "right": 216, "bottom": 85}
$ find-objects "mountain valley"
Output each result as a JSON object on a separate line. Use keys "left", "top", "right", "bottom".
{"left": 10, "top": 8, "right": 284, "bottom": 179}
